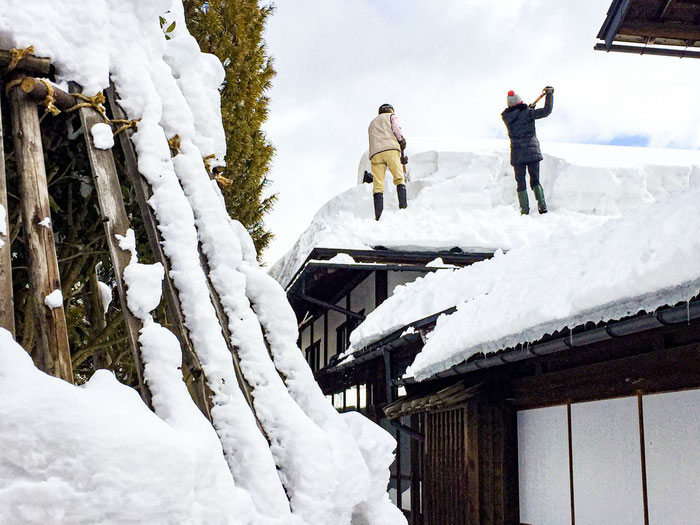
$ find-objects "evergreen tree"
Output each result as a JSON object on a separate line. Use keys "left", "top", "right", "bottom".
{"left": 183, "top": 0, "right": 277, "bottom": 257}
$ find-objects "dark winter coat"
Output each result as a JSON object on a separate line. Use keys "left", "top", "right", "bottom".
{"left": 501, "top": 92, "right": 553, "bottom": 166}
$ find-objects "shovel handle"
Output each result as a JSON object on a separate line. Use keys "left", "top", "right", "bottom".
{"left": 529, "top": 91, "right": 546, "bottom": 108}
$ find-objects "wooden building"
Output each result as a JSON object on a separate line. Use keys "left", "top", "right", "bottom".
{"left": 277, "top": 5, "right": 700, "bottom": 522}
{"left": 289, "top": 252, "right": 700, "bottom": 524}
{"left": 282, "top": 245, "right": 491, "bottom": 520}
{"left": 596, "top": 0, "right": 700, "bottom": 58}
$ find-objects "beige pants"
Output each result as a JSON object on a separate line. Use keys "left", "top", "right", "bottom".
{"left": 371, "top": 150, "right": 405, "bottom": 194}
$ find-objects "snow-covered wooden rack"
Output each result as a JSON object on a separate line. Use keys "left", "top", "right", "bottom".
{"left": 0, "top": 51, "right": 258, "bottom": 419}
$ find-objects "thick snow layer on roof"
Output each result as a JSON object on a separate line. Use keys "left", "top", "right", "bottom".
{"left": 350, "top": 185, "right": 700, "bottom": 382}
{"left": 270, "top": 138, "right": 700, "bottom": 289}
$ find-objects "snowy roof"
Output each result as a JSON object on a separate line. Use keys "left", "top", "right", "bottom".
{"left": 270, "top": 138, "right": 700, "bottom": 289}
{"left": 347, "top": 143, "right": 700, "bottom": 381}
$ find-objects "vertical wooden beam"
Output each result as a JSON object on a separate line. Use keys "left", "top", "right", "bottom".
{"left": 73, "top": 86, "right": 151, "bottom": 406}
{"left": 466, "top": 400, "right": 480, "bottom": 524}
{"left": 106, "top": 85, "right": 211, "bottom": 419}
{"left": 86, "top": 270, "right": 112, "bottom": 370}
{"left": 0, "top": 74, "right": 15, "bottom": 336}
{"left": 8, "top": 84, "right": 72, "bottom": 381}
{"left": 567, "top": 401, "right": 576, "bottom": 525}
{"left": 637, "top": 392, "right": 650, "bottom": 525}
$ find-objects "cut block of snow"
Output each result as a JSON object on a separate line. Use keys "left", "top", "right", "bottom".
{"left": 272, "top": 142, "right": 700, "bottom": 289}
{"left": 123, "top": 262, "right": 164, "bottom": 317}
{"left": 90, "top": 122, "right": 114, "bottom": 149}
{"left": 44, "top": 289, "right": 63, "bottom": 309}
{"left": 38, "top": 217, "right": 51, "bottom": 229}
{"left": 97, "top": 280, "right": 112, "bottom": 315}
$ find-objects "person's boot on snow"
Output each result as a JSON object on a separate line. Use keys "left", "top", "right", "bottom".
{"left": 368, "top": 103, "right": 407, "bottom": 220}
{"left": 501, "top": 86, "right": 554, "bottom": 215}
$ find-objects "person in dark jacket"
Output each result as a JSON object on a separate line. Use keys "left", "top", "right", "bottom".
{"left": 501, "top": 86, "right": 554, "bottom": 214}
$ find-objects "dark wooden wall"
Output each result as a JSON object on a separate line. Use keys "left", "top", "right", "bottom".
{"left": 422, "top": 399, "right": 519, "bottom": 525}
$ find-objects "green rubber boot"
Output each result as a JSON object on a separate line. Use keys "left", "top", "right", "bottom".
{"left": 517, "top": 190, "right": 529, "bottom": 215}
{"left": 533, "top": 184, "right": 548, "bottom": 214}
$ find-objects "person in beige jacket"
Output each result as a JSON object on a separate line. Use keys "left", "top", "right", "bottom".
{"left": 368, "top": 103, "right": 407, "bottom": 220}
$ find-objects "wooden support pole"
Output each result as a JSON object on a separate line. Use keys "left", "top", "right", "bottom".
{"left": 0, "top": 74, "right": 15, "bottom": 336}
{"left": 72, "top": 84, "right": 152, "bottom": 407}
{"left": 0, "top": 50, "right": 51, "bottom": 75}
{"left": 105, "top": 85, "right": 212, "bottom": 419}
{"left": 19, "top": 76, "right": 76, "bottom": 111}
{"left": 7, "top": 82, "right": 72, "bottom": 381}
{"left": 86, "top": 270, "right": 112, "bottom": 371}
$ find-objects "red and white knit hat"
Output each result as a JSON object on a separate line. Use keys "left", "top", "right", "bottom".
{"left": 507, "top": 90, "right": 522, "bottom": 107}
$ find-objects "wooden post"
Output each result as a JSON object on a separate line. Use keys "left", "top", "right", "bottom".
{"left": 0, "top": 50, "right": 51, "bottom": 75}
{"left": 72, "top": 84, "right": 151, "bottom": 407}
{"left": 0, "top": 74, "right": 15, "bottom": 336}
{"left": 86, "top": 270, "right": 112, "bottom": 370}
{"left": 8, "top": 83, "right": 72, "bottom": 381}
{"left": 106, "top": 85, "right": 211, "bottom": 419}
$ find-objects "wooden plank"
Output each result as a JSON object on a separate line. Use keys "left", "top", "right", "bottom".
{"left": 502, "top": 404, "right": 520, "bottom": 525}
{"left": 0, "top": 74, "right": 15, "bottom": 336}
{"left": 73, "top": 85, "right": 152, "bottom": 405}
{"left": 8, "top": 83, "right": 72, "bottom": 381}
{"left": 86, "top": 270, "right": 112, "bottom": 370}
{"left": 512, "top": 343, "right": 700, "bottom": 409}
{"left": 567, "top": 402, "right": 576, "bottom": 525}
{"left": 620, "top": 20, "right": 700, "bottom": 41}
{"left": 105, "top": 84, "right": 212, "bottom": 420}
{"left": 0, "top": 50, "right": 51, "bottom": 74}
{"left": 465, "top": 400, "right": 480, "bottom": 524}
{"left": 638, "top": 393, "right": 650, "bottom": 525}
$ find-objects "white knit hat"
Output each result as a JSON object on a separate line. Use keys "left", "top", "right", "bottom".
{"left": 507, "top": 90, "right": 522, "bottom": 107}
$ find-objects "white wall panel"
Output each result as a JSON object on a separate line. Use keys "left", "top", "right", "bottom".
{"left": 518, "top": 405, "right": 570, "bottom": 525}
{"left": 644, "top": 389, "right": 700, "bottom": 525}
{"left": 388, "top": 271, "right": 424, "bottom": 297}
{"left": 571, "top": 397, "right": 644, "bottom": 525}
{"left": 350, "top": 273, "right": 375, "bottom": 316}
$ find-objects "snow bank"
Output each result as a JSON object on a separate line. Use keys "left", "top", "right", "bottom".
{"left": 351, "top": 187, "right": 700, "bottom": 381}
{"left": 271, "top": 139, "right": 700, "bottom": 289}
{"left": 0, "top": 329, "right": 244, "bottom": 524}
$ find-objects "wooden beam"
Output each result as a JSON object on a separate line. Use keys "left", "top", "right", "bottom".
{"left": 595, "top": 42, "right": 700, "bottom": 58}
{"left": 72, "top": 84, "right": 152, "bottom": 407}
{"left": 0, "top": 50, "right": 51, "bottom": 75}
{"left": 511, "top": 343, "right": 700, "bottom": 409}
{"left": 105, "top": 84, "right": 212, "bottom": 419}
{"left": 86, "top": 270, "right": 112, "bottom": 370}
{"left": 0, "top": 74, "right": 15, "bottom": 336}
{"left": 19, "top": 76, "right": 76, "bottom": 111}
{"left": 656, "top": 0, "right": 676, "bottom": 22}
{"left": 620, "top": 20, "right": 700, "bottom": 42}
{"left": 8, "top": 82, "right": 72, "bottom": 381}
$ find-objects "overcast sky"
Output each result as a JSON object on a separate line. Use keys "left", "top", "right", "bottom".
{"left": 261, "top": 0, "right": 700, "bottom": 266}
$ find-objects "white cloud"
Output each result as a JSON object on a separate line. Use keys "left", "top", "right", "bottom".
{"left": 261, "top": 0, "right": 700, "bottom": 265}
